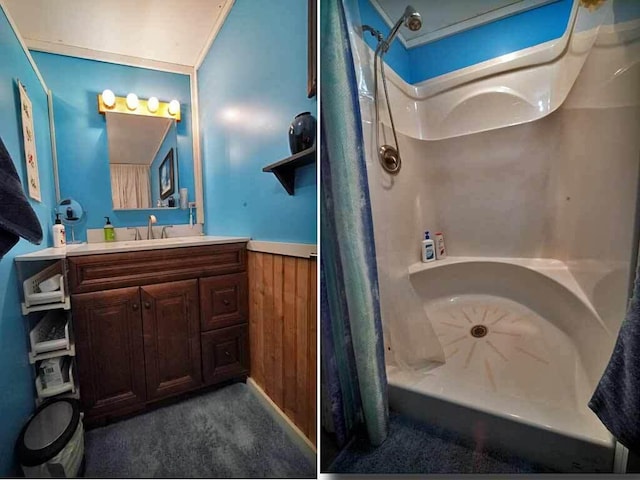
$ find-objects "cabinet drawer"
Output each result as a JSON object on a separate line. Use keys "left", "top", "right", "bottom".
{"left": 200, "top": 273, "right": 248, "bottom": 331}
{"left": 201, "top": 324, "right": 249, "bottom": 385}
{"left": 69, "top": 243, "right": 246, "bottom": 293}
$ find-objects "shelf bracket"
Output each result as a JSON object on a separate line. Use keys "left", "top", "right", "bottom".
{"left": 262, "top": 144, "right": 316, "bottom": 195}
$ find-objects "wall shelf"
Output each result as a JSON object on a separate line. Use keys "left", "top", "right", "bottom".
{"left": 263, "top": 144, "right": 316, "bottom": 195}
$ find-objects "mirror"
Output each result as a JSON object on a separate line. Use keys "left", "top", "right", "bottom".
{"left": 55, "top": 198, "right": 85, "bottom": 244}
{"left": 106, "top": 112, "right": 179, "bottom": 210}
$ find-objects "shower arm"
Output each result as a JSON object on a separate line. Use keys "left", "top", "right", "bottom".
{"left": 380, "top": 15, "right": 406, "bottom": 54}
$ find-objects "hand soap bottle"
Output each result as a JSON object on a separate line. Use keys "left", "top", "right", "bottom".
{"left": 421, "top": 230, "right": 436, "bottom": 263}
{"left": 52, "top": 213, "right": 65, "bottom": 248}
{"left": 104, "top": 216, "right": 115, "bottom": 242}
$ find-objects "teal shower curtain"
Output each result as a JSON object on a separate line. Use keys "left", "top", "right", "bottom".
{"left": 320, "top": 0, "right": 389, "bottom": 447}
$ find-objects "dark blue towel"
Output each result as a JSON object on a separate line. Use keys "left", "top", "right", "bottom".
{"left": 0, "top": 136, "right": 42, "bottom": 257}
{"left": 589, "top": 257, "right": 640, "bottom": 453}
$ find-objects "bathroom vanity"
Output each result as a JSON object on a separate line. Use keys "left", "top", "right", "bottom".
{"left": 18, "top": 237, "right": 250, "bottom": 426}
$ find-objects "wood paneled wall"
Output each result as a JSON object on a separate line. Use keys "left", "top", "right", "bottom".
{"left": 248, "top": 251, "right": 317, "bottom": 446}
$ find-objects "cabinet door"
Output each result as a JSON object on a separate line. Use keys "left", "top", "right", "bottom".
{"left": 141, "top": 279, "right": 202, "bottom": 400}
{"left": 73, "top": 287, "right": 146, "bottom": 420}
{"left": 200, "top": 272, "right": 248, "bottom": 331}
{"left": 201, "top": 324, "right": 249, "bottom": 385}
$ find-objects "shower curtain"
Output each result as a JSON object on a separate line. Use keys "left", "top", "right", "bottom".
{"left": 320, "top": 0, "right": 389, "bottom": 447}
{"left": 110, "top": 164, "right": 151, "bottom": 209}
{"left": 342, "top": 0, "right": 446, "bottom": 370}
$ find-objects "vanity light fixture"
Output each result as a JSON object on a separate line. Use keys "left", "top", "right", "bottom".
{"left": 97, "top": 93, "right": 181, "bottom": 121}
{"left": 102, "top": 89, "right": 116, "bottom": 108}
{"left": 168, "top": 100, "right": 180, "bottom": 116}
{"left": 147, "top": 96, "right": 159, "bottom": 113}
{"left": 126, "top": 93, "right": 139, "bottom": 110}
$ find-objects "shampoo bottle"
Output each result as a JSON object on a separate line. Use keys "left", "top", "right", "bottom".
{"left": 435, "top": 232, "right": 447, "bottom": 259}
{"left": 52, "top": 213, "right": 66, "bottom": 248}
{"left": 421, "top": 230, "right": 436, "bottom": 263}
{"left": 104, "top": 216, "right": 115, "bottom": 242}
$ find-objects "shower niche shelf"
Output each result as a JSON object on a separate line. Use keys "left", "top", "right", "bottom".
{"left": 262, "top": 144, "right": 316, "bottom": 195}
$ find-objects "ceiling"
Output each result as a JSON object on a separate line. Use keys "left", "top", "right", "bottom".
{"left": 3, "top": 0, "right": 230, "bottom": 69}
{"left": 371, "top": 0, "right": 557, "bottom": 48}
{"left": 106, "top": 113, "right": 173, "bottom": 166}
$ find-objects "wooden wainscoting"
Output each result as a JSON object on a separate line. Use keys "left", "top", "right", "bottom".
{"left": 248, "top": 251, "right": 317, "bottom": 446}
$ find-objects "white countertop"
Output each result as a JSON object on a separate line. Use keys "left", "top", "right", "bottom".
{"left": 14, "top": 236, "right": 250, "bottom": 261}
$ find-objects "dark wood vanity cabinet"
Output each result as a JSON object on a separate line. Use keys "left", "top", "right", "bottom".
{"left": 199, "top": 272, "right": 250, "bottom": 385}
{"left": 141, "top": 279, "right": 202, "bottom": 401}
{"left": 200, "top": 272, "right": 248, "bottom": 331}
{"left": 73, "top": 287, "right": 147, "bottom": 419}
{"left": 69, "top": 243, "right": 249, "bottom": 424}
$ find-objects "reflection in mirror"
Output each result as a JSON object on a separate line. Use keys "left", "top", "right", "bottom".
{"left": 55, "top": 198, "right": 85, "bottom": 244}
{"left": 106, "top": 112, "right": 179, "bottom": 209}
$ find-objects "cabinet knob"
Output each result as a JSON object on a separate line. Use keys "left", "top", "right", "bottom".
{"left": 144, "top": 302, "right": 151, "bottom": 309}
{"left": 224, "top": 350, "right": 231, "bottom": 357}
{"left": 223, "top": 299, "right": 230, "bottom": 306}
{"left": 132, "top": 303, "right": 139, "bottom": 311}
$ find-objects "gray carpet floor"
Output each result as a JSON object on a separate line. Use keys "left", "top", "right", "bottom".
{"left": 84, "top": 383, "right": 315, "bottom": 478}
{"left": 329, "top": 412, "right": 556, "bottom": 474}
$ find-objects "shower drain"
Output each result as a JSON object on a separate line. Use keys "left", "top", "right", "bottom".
{"left": 470, "top": 325, "right": 488, "bottom": 338}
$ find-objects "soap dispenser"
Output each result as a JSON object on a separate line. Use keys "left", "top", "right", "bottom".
{"left": 104, "top": 216, "right": 115, "bottom": 242}
{"left": 421, "top": 230, "right": 436, "bottom": 263}
{"left": 52, "top": 214, "right": 66, "bottom": 248}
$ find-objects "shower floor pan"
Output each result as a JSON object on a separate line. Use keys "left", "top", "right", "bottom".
{"left": 388, "top": 257, "right": 616, "bottom": 473}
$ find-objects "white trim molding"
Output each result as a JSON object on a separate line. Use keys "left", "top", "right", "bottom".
{"left": 25, "top": 39, "right": 193, "bottom": 75}
{"left": 247, "top": 241, "right": 317, "bottom": 259}
{"left": 194, "top": 0, "right": 235, "bottom": 70}
{"left": 246, "top": 377, "right": 317, "bottom": 465}
{"left": 190, "top": 69, "right": 205, "bottom": 225}
{"left": 0, "top": 1, "right": 48, "bottom": 94}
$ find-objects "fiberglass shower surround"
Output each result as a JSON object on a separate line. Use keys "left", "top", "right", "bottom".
{"left": 348, "top": 0, "right": 640, "bottom": 472}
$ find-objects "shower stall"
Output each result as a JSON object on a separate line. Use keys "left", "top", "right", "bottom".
{"left": 342, "top": 0, "right": 640, "bottom": 472}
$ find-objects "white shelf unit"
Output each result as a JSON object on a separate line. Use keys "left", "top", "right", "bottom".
{"left": 14, "top": 257, "right": 80, "bottom": 407}
{"left": 35, "top": 361, "right": 78, "bottom": 407}
{"left": 28, "top": 310, "right": 75, "bottom": 364}
{"left": 29, "top": 343, "right": 76, "bottom": 364}
{"left": 21, "top": 261, "right": 70, "bottom": 314}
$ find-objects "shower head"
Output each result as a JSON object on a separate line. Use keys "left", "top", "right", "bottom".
{"left": 380, "top": 5, "right": 422, "bottom": 54}
{"left": 404, "top": 6, "right": 422, "bottom": 31}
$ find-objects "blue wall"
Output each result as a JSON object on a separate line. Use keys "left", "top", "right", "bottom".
{"left": 0, "top": 8, "right": 56, "bottom": 475}
{"left": 359, "top": 0, "right": 574, "bottom": 84}
{"left": 150, "top": 123, "right": 178, "bottom": 207}
{"left": 198, "top": 0, "right": 317, "bottom": 244}
{"left": 31, "top": 52, "right": 194, "bottom": 239}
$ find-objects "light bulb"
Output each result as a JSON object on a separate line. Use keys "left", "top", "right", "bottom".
{"left": 147, "top": 96, "right": 159, "bottom": 113}
{"left": 102, "top": 89, "right": 115, "bottom": 108}
{"left": 126, "top": 93, "right": 139, "bottom": 110}
{"left": 168, "top": 99, "right": 180, "bottom": 116}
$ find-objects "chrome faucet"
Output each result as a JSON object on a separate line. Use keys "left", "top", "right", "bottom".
{"left": 160, "top": 225, "right": 173, "bottom": 239}
{"left": 127, "top": 227, "right": 141, "bottom": 241}
{"left": 147, "top": 214, "right": 157, "bottom": 240}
